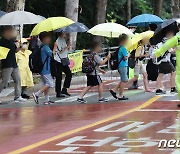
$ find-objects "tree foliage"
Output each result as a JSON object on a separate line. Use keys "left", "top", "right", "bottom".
{"left": 0, "top": 0, "right": 177, "bottom": 49}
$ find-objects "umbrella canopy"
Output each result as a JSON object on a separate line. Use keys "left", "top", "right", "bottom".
{"left": 151, "top": 19, "right": 179, "bottom": 44}
{"left": 0, "top": 11, "right": 43, "bottom": 25}
{"left": 88, "top": 23, "right": 133, "bottom": 38}
{"left": 0, "top": 46, "right": 10, "bottom": 60}
{"left": 126, "top": 31, "right": 154, "bottom": 51}
{"left": 127, "top": 14, "right": 163, "bottom": 27}
{"left": 55, "top": 22, "right": 89, "bottom": 33}
{"left": 30, "top": 17, "right": 75, "bottom": 36}
{"left": 37, "top": 15, "right": 46, "bottom": 21}
{"left": 0, "top": 11, "right": 6, "bottom": 18}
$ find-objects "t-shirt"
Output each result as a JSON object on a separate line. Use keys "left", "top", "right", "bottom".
{"left": 41, "top": 45, "right": 52, "bottom": 75}
{"left": 157, "top": 38, "right": 173, "bottom": 62}
{"left": 54, "top": 37, "right": 69, "bottom": 63}
{"left": 135, "top": 46, "right": 145, "bottom": 65}
{"left": 0, "top": 37, "right": 17, "bottom": 69}
{"left": 89, "top": 53, "right": 103, "bottom": 75}
{"left": 118, "top": 46, "right": 128, "bottom": 67}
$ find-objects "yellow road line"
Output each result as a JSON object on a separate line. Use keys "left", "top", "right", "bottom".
{"left": 8, "top": 96, "right": 161, "bottom": 154}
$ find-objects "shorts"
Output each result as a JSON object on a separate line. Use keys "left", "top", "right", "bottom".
{"left": 118, "top": 67, "right": 128, "bottom": 82}
{"left": 134, "top": 64, "right": 146, "bottom": 76}
{"left": 87, "top": 75, "right": 102, "bottom": 87}
{"left": 41, "top": 74, "right": 54, "bottom": 88}
{"left": 159, "top": 61, "right": 175, "bottom": 74}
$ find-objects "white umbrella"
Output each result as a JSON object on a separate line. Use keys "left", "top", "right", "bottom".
{"left": 88, "top": 23, "right": 134, "bottom": 38}
{"left": 37, "top": 15, "right": 46, "bottom": 21}
{"left": 0, "top": 11, "right": 43, "bottom": 25}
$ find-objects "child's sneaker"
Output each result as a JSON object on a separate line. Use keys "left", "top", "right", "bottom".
{"left": 99, "top": 98, "right": 109, "bottom": 103}
{"left": 77, "top": 98, "right": 87, "bottom": 104}
{"left": 32, "top": 93, "right": 39, "bottom": 104}
{"left": 155, "top": 89, "right": 166, "bottom": 95}
{"left": 109, "top": 90, "right": 117, "bottom": 99}
{"left": 171, "top": 87, "right": 177, "bottom": 94}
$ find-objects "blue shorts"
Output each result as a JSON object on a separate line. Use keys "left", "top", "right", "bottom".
{"left": 118, "top": 67, "right": 128, "bottom": 82}
{"left": 41, "top": 74, "right": 54, "bottom": 88}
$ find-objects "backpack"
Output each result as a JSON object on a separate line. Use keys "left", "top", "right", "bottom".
{"left": 29, "top": 46, "right": 48, "bottom": 74}
{"left": 82, "top": 53, "right": 96, "bottom": 74}
{"left": 110, "top": 46, "right": 124, "bottom": 70}
{"left": 128, "top": 49, "right": 136, "bottom": 69}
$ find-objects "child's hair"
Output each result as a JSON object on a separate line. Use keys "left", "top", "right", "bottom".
{"left": 2, "top": 26, "right": 14, "bottom": 33}
{"left": 90, "top": 41, "right": 101, "bottom": 50}
{"left": 39, "top": 32, "right": 51, "bottom": 42}
{"left": 119, "top": 34, "right": 128, "bottom": 43}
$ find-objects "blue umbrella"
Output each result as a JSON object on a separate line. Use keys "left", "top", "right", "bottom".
{"left": 55, "top": 22, "right": 89, "bottom": 33}
{"left": 127, "top": 14, "right": 163, "bottom": 27}
{"left": 0, "top": 11, "right": 6, "bottom": 17}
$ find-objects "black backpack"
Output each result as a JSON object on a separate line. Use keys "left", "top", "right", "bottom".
{"left": 110, "top": 46, "right": 124, "bottom": 70}
{"left": 128, "top": 49, "right": 136, "bottom": 69}
{"left": 82, "top": 53, "right": 96, "bottom": 74}
{"left": 29, "top": 46, "right": 48, "bottom": 74}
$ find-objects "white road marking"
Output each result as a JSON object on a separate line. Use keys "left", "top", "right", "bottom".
{"left": 55, "top": 93, "right": 97, "bottom": 103}
{"left": 0, "top": 88, "right": 14, "bottom": 97}
{"left": 138, "top": 109, "right": 180, "bottom": 112}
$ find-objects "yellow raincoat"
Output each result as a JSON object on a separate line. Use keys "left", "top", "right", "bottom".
{"left": 155, "top": 33, "right": 180, "bottom": 98}
{"left": 16, "top": 49, "right": 34, "bottom": 87}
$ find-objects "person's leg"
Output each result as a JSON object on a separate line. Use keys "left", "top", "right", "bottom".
{"left": 21, "top": 86, "right": 30, "bottom": 99}
{"left": 79, "top": 86, "right": 92, "bottom": 98}
{"left": 170, "top": 71, "right": 176, "bottom": 88}
{"left": 43, "top": 88, "right": 50, "bottom": 104}
{"left": 62, "top": 65, "right": 72, "bottom": 96}
{"left": 156, "top": 73, "right": 164, "bottom": 89}
{"left": 0, "top": 68, "right": 13, "bottom": 93}
{"left": 112, "top": 82, "right": 120, "bottom": 92}
{"left": 143, "top": 72, "right": 150, "bottom": 91}
{"left": 119, "top": 81, "right": 126, "bottom": 98}
{"left": 11, "top": 68, "right": 21, "bottom": 99}
{"left": 21, "top": 86, "right": 27, "bottom": 95}
{"left": 118, "top": 67, "right": 129, "bottom": 100}
{"left": 98, "top": 83, "right": 103, "bottom": 99}
{"left": 55, "top": 62, "right": 63, "bottom": 97}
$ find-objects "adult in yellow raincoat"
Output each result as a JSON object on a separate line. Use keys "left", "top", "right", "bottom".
{"left": 154, "top": 32, "right": 180, "bottom": 102}
{"left": 16, "top": 38, "right": 34, "bottom": 99}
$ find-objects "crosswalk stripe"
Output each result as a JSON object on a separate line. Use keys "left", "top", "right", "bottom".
{"left": 55, "top": 93, "right": 97, "bottom": 103}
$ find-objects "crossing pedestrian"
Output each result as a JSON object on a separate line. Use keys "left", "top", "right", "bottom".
{"left": 0, "top": 26, "right": 26, "bottom": 103}
{"left": 77, "top": 41, "right": 111, "bottom": 103}
{"left": 32, "top": 32, "right": 54, "bottom": 105}
{"left": 16, "top": 38, "right": 34, "bottom": 99}
{"left": 109, "top": 34, "right": 129, "bottom": 100}
{"left": 53, "top": 32, "right": 72, "bottom": 98}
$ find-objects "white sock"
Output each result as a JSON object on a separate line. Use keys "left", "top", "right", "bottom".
{"left": 45, "top": 95, "right": 49, "bottom": 102}
{"left": 35, "top": 90, "right": 41, "bottom": 96}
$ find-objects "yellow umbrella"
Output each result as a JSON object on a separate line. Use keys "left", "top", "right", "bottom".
{"left": 0, "top": 46, "right": 10, "bottom": 60}
{"left": 88, "top": 23, "right": 134, "bottom": 38}
{"left": 126, "top": 33, "right": 141, "bottom": 52}
{"left": 126, "top": 31, "right": 154, "bottom": 52}
{"left": 30, "top": 17, "right": 74, "bottom": 36}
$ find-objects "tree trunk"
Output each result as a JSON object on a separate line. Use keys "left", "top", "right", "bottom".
{"left": 127, "top": 0, "right": 131, "bottom": 22}
{"left": 171, "top": 0, "right": 180, "bottom": 18}
{"left": 154, "top": 0, "right": 163, "bottom": 17}
{"left": 94, "top": 0, "right": 107, "bottom": 43}
{"left": 6, "top": 0, "right": 26, "bottom": 38}
{"left": 65, "top": 0, "right": 79, "bottom": 50}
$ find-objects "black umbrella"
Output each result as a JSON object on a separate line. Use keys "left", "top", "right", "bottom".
{"left": 151, "top": 19, "right": 179, "bottom": 45}
{"left": 0, "top": 11, "right": 6, "bottom": 18}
